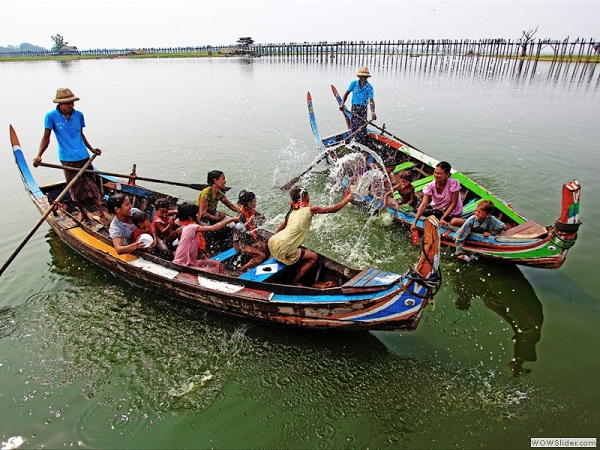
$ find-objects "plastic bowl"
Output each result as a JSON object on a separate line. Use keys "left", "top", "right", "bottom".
{"left": 137, "top": 233, "right": 153, "bottom": 248}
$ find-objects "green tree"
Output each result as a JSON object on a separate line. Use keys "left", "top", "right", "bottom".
{"left": 50, "top": 34, "right": 67, "bottom": 51}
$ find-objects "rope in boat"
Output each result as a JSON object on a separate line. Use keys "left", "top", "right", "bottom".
{"left": 402, "top": 237, "right": 442, "bottom": 298}
{"left": 550, "top": 220, "right": 582, "bottom": 249}
{"left": 403, "top": 266, "right": 442, "bottom": 298}
{"left": 553, "top": 220, "right": 581, "bottom": 234}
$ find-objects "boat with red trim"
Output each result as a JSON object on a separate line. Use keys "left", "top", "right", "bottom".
{"left": 302, "top": 87, "right": 581, "bottom": 269}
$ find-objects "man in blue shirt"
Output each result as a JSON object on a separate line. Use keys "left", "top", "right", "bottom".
{"left": 33, "top": 87, "right": 108, "bottom": 225}
{"left": 339, "top": 66, "right": 377, "bottom": 144}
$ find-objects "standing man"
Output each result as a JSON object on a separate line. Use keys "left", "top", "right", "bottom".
{"left": 33, "top": 87, "right": 108, "bottom": 225}
{"left": 339, "top": 66, "right": 377, "bottom": 144}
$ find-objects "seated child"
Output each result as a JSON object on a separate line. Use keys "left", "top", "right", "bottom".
{"left": 132, "top": 210, "right": 172, "bottom": 257}
{"left": 233, "top": 190, "right": 267, "bottom": 272}
{"left": 152, "top": 198, "right": 178, "bottom": 247}
{"left": 453, "top": 200, "right": 506, "bottom": 259}
{"left": 173, "top": 202, "right": 238, "bottom": 273}
{"left": 382, "top": 170, "right": 417, "bottom": 210}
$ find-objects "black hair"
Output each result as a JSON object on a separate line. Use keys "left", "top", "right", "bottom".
{"left": 131, "top": 210, "right": 149, "bottom": 226}
{"left": 177, "top": 202, "right": 199, "bottom": 222}
{"left": 478, "top": 200, "right": 496, "bottom": 215}
{"left": 238, "top": 190, "right": 256, "bottom": 207}
{"left": 207, "top": 170, "right": 224, "bottom": 186}
{"left": 398, "top": 169, "right": 412, "bottom": 181}
{"left": 437, "top": 161, "right": 452, "bottom": 174}
{"left": 155, "top": 197, "right": 170, "bottom": 210}
{"left": 289, "top": 185, "right": 308, "bottom": 204}
{"left": 284, "top": 185, "right": 309, "bottom": 223}
{"left": 106, "top": 192, "right": 128, "bottom": 214}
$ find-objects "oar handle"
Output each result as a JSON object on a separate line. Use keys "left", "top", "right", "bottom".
{"left": 38, "top": 162, "right": 213, "bottom": 191}
{"left": 0, "top": 154, "right": 98, "bottom": 277}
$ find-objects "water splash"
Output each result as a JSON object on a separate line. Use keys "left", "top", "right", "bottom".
{"left": 168, "top": 371, "right": 214, "bottom": 398}
{"left": 326, "top": 143, "right": 392, "bottom": 210}
{"left": 1, "top": 437, "right": 24, "bottom": 450}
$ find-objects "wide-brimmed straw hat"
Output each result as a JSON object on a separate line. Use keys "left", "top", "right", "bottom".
{"left": 53, "top": 87, "right": 80, "bottom": 104}
{"left": 356, "top": 66, "right": 371, "bottom": 77}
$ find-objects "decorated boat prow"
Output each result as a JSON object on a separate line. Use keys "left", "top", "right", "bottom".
{"left": 8, "top": 125, "right": 442, "bottom": 331}
{"left": 300, "top": 89, "right": 581, "bottom": 269}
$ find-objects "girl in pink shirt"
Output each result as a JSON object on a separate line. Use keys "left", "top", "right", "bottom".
{"left": 173, "top": 202, "right": 238, "bottom": 273}
{"left": 411, "top": 161, "right": 463, "bottom": 229}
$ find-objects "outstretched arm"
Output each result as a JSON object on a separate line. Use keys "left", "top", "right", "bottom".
{"left": 310, "top": 194, "right": 352, "bottom": 215}
{"left": 198, "top": 216, "right": 238, "bottom": 233}
{"left": 221, "top": 195, "right": 238, "bottom": 213}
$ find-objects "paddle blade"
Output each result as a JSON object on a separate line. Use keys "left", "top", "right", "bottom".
{"left": 9, "top": 124, "right": 20, "bottom": 147}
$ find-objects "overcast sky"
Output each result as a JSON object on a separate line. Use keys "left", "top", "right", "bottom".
{"left": 1, "top": 0, "right": 598, "bottom": 49}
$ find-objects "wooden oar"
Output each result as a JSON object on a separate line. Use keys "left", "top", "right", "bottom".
{"left": 39, "top": 162, "right": 217, "bottom": 191}
{"left": 279, "top": 120, "right": 373, "bottom": 190}
{"left": 279, "top": 159, "right": 322, "bottom": 191}
{"left": 0, "top": 154, "right": 98, "bottom": 278}
{"left": 340, "top": 106, "right": 426, "bottom": 155}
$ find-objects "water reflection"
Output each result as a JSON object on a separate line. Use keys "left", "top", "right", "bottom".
{"left": 452, "top": 262, "right": 543, "bottom": 376}
{"left": 56, "top": 59, "right": 78, "bottom": 70}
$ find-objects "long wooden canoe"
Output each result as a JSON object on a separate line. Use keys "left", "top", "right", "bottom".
{"left": 8, "top": 125, "right": 442, "bottom": 331}
{"left": 302, "top": 87, "right": 581, "bottom": 269}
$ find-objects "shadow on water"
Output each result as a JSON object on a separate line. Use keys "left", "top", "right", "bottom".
{"left": 451, "top": 260, "right": 543, "bottom": 377}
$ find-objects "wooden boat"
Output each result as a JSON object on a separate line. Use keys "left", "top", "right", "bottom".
{"left": 304, "top": 87, "right": 582, "bottom": 269}
{"left": 8, "top": 125, "right": 442, "bottom": 331}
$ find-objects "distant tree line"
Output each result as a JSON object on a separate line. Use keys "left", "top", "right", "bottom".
{"left": 0, "top": 42, "right": 48, "bottom": 54}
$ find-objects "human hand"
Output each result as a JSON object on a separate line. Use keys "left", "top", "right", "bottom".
{"left": 33, "top": 156, "right": 42, "bottom": 167}
{"left": 372, "top": 113, "right": 377, "bottom": 121}
{"left": 92, "top": 148, "right": 102, "bottom": 156}
{"left": 339, "top": 105, "right": 345, "bottom": 111}
{"left": 217, "top": 211, "right": 226, "bottom": 220}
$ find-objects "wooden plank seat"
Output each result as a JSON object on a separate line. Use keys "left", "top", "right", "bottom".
{"left": 391, "top": 162, "right": 418, "bottom": 200}
{"left": 500, "top": 220, "right": 547, "bottom": 238}
{"left": 342, "top": 268, "right": 400, "bottom": 289}
{"left": 393, "top": 161, "right": 416, "bottom": 173}
{"left": 238, "top": 257, "right": 287, "bottom": 282}
{"left": 412, "top": 175, "right": 434, "bottom": 192}
{"left": 210, "top": 247, "right": 238, "bottom": 262}
{"left": 461, "top": 198, "right": 484, "bottom": 218}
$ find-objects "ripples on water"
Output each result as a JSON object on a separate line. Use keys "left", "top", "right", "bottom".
{"left": 0, "top": 239, "right": 587, "bottom": 448}
{"left": 0, "top": 56, "right": 598, "bottom": 448}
